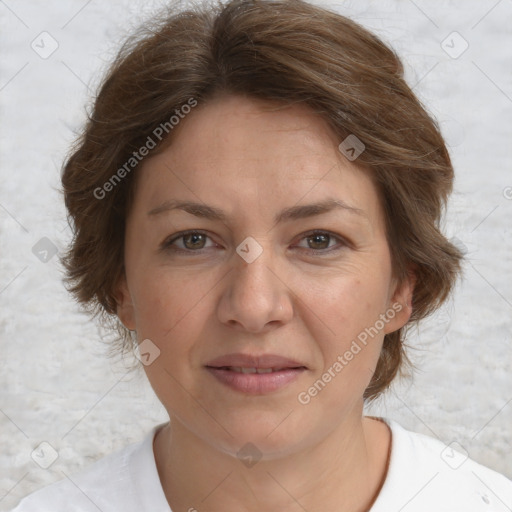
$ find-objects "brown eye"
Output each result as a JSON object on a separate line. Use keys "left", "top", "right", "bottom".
{"left": 307, "top": 233, "right": 331, "bottom": 250}
{"left": 182, "top": 232, "right": 207, "bottom": 250}
{"left": 295, "top": 230, "right": 348, "bottom": 254}
{"left": 162, "top": 230, "right": 215, "bottom": 253}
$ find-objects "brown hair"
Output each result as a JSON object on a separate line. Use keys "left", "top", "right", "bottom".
{"left": 60, "top": 0, "right": 463, "bottom": 400}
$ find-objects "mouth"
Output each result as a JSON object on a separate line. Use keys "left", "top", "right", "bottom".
{"left": 205, "top": 366, "right": 307, "bottom": 394}
{"left": 210, "top": 366, "right": 305, "bottom": 374}
{"left": 204, "top": 354, "right": 308, "bottom": 394}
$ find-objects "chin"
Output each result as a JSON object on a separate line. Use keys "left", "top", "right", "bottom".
{"left": 205, "top": 411, "right": 316, "bottom": 460}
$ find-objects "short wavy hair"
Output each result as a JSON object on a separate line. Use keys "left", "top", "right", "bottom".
{"left": 60, "top": 0, "right": 464, "bottom": 401}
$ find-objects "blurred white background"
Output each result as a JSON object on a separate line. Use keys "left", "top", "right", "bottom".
{"left": 1, "top": 0, "right": 511, "bottom": 509}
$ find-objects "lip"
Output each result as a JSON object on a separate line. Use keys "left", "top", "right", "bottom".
{"left": 206, "top": 353, "right": 306, "bottom": 369}
{"left": 206, "top": 367, "right": 306, "bottom": 394}
{"left": 205, "top": 353, "right": 308, "bottom": 395}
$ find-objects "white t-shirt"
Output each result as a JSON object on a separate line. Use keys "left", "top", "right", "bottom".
{"left": 10, "top": 418, "right": 512, "bottom": 511}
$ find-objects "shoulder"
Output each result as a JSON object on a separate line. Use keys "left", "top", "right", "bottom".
{"left": 10, "top": 424, "right": 170, "bottom": 512}
{"left": 371, "top": 418, "right": 512, "bottom": 512}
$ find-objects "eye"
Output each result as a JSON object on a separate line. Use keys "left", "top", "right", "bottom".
{"left": 295, "top": 230, "right": 348, "bottom": 253}
{"left": 162, "top": 230, "right": 216, "bottom": 253}
{"left": 161, "top": 229, "right": 349, "bottom": 255}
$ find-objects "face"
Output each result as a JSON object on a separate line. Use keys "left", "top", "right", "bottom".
{"left": 115, "top": 94, "right": 413, "bottom": 459}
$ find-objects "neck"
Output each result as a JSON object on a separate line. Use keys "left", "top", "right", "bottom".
{"left": 154, "top": 413, "right": 391, "bottom": 512}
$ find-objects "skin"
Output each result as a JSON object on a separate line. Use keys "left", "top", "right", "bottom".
{"left": 114, "top": 93, "right": 415, "bottom": 512}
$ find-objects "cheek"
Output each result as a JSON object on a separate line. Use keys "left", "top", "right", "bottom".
{"left": 296, "top": 284, "right": 385, "bottom": 415}
{"left": 308, "top": 269, "right": 391, "bottom": 340}
{"left": 129, "top": 266, "right": 226, "bottom": 395}
{"left": 131, "top": 270, "right": 217, "bottom": 407}
{"left": 302, "top": 261, "right": 392, "bottom": 385}
{"left": 132, "top": 267, "right": 214, "bottom": 337}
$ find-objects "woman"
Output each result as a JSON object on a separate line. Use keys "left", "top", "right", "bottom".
{"left": 11, "top": 0, "right": 512, "bottom": 510}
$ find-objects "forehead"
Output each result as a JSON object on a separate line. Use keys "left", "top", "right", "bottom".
{"left": 130, "top": 94, "right": 383, "bottom": 229}
{"left": 162, "top": 94, "right": 342, "bottom": 172}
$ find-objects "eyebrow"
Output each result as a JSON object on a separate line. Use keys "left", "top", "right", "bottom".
{"left": 148, "top": 198, "right": 368, "bottom": 224}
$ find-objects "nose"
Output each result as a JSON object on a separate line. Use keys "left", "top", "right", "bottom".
{"left": 216, "top": 242, "right": 294, "bottom": 333}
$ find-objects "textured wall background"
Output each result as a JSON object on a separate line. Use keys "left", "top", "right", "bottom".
{"left": 1, "top": 0, "right": 511, "bottom": 510}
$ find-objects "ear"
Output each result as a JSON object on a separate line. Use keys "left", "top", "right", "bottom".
{"left": 113, "top": 271, "right": 136, "bottom": 331}
{"left": 383, "top": 266, "right": 416, "bottom": 335}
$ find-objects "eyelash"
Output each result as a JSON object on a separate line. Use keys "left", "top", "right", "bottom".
{"left": 161, "top": 229, "right": 350, "bottom": 255}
